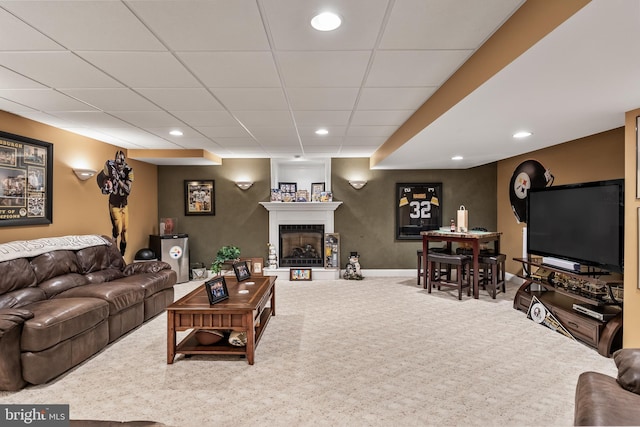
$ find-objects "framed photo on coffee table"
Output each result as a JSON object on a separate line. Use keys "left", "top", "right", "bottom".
{"left": 232, "top": 261, "right": 251, "bottom": 282}
{"left": 204, "top": 276, "right": 229, "bottom": 305}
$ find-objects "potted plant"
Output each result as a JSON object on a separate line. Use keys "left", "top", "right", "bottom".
{"left": 210, "top": 245, "right": 241, "bottom": 275}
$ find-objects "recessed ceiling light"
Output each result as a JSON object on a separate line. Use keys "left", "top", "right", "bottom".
{"left": 169, "top": 130, "right": 183, "bottom": 136}
{"left": 513, "top": 131, "right": 532, "bottom": 139}
{"left": 311, "top": 12, "right": 342, "bottom": 31}
{"left": 315, "top": 128, "right": 329, "bottom": 135}
{"left": 452, "top": 155, "right": 463, "bottom": 161}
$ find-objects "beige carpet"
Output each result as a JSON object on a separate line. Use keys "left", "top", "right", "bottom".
{"left": 0, "top": 276, "right": 618, "bottom": 426}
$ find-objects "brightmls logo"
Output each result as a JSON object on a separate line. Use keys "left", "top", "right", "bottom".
{"left": 1, "top": 405, "right": 68, "bottom": 426}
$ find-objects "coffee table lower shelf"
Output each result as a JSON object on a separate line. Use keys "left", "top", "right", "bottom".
{"left": 173, "top": 306, "right": 274, "bottom": 361}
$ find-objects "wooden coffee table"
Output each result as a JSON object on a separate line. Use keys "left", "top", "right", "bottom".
{"left": 167, "top": 275, "right": 276, "bottom": 365}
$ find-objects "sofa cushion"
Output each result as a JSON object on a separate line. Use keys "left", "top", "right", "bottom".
{"left": 55, "top": 283, "right": 145, "bottom": 315}
{"left": 614, "top": 348, "right": 640, "bottom": 394}
{"left": 20, "top": 298, "right": 109, "bottom": 352}
{"left": 30, "top": 251, "right": 80, "bottom": 283}
{"left": 0, "top": 258, "right": 37, "bottom": 293}
{"left": 102, "top": 236, "right": 126, "bottom": 270}
{"left": 84, "top": 268, "right": 126, "bottom": 284}
{"left": 38, "top": 273, "right": 89, "bottom": 298}
{"left": 76, "top": 244, "right": 112, "bottom": 273}
{"left": 112, "top": 271, "right": 176, "bottom": 298}
{"left": 123, "top": 261, "right": 171, "bottom": 276}
{"left": 0, "top": 288, "right": 46, "bottom": 309}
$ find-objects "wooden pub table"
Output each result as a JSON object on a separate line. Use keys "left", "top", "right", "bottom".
{"left": 421, "top": 229, "right": 502, "bottom": 299}
{"left": 167, "top": 275, "right": 276, "bottom": 365}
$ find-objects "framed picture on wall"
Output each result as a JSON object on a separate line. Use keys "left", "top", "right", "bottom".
{"left": 395, "top": 183, "right": 443, "bottom": 240}
{"left": 184, "top": 180, "right": 215, "bottom": 216}
{"left": 0, "top": 131, "right": 53, "bottom": 227}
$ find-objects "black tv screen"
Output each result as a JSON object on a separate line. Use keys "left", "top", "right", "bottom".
{"left": 526, "top": 179, "right": 624, "bottom": 273}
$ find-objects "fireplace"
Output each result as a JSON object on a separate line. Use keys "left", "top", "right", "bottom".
{"left": 259, "top": 201, "right": 342, "bottom": 279}
{"left": 279, "top": 224, "right": 324, "bottom": 267}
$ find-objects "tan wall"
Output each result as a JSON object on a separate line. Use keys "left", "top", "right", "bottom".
{"left": 0, "top": 111, "right": 158, "bottom": 263}
{"left": 497, "top": 127, "right": 624, "bottom": 275}
{"left": 624, "top": 109, "right": 640, "bottom": 347}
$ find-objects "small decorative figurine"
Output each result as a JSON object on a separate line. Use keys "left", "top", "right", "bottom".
{"left": 343, "top": 252, "right": 364, "bottom": 280}
{"left": 267, "top": 243, "right": 278, "bottom": 269}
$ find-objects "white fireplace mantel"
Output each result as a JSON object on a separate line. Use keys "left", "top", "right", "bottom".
{"left": 259, "top": 201, "right": 342, "bottom": 280}
{"left": 259, "top": 201, "right": 342, "bottom": 212}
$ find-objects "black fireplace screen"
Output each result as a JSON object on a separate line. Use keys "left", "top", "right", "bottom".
{"left": 279, "top": 224, "right": 324, "bottom": 267}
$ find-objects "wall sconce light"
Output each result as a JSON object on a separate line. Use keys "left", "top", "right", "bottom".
{"left": 73, "top": 168, "right": 97, "bottom": 181}
{"left": 235, "top": 181, "right": 254, "bottom": 190}
{"left": 349, "top": 180, "right": 367, "bottom": 190}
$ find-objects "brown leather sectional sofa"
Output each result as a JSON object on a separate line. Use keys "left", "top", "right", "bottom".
{"left": 574, "top": 348, "right": 640, "bottom": 425}
{"left": 0, "top": 235, "right": 176, "bottom": 391}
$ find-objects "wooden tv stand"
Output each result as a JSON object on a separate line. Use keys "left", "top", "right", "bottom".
{"left": 513, "top": 258, "right": 623, "bottom": 357}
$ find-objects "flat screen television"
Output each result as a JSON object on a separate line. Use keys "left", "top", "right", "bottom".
{"left": 526, "top": 179, "right": 624, "bottom": 273}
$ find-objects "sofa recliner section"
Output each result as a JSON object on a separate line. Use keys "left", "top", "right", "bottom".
{"left": 0, "top": 235, "right": 177, "bottom": 390}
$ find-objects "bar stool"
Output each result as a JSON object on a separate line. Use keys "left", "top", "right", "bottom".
{"left": 479, "top": 253, "right": 506, "bottom": 299}
{"left": 417, "top": 250, "right": 424, "bottom": 287}
{"left": 426, "top": 253, "right": 472, "bottom": 300}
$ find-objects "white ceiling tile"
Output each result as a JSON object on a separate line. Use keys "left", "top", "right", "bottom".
{"left": 0, "top": 8, "right": 63, "bottom": 51}
{"left": 211, "top": 138, "right": 260, "bottom": 147}
{"left": 78, "top": 52, "right": 201, "bottom": 88}
{"left": 12, "top": 111, "right": 75, "bottom": 128}
{"left": 343, "top": 136, "right": 388, "bottom": 146}
{"left": 367, "top": 50, "right": 472, "bottom": 87}
{"left": 0, "top": 89, "right": 97, "bottom": 111}
{"left": 0, "top": 98, "right": 37, "bottom": 113}
{"left": 358, "top": 87, "right": 436, "bottom": 110}
{"left": 95, "top": 127, "right": 175, "bottom": 148}
{"left": 300, "top": 136, "right": 343, "bottom": 146}
{"left": 196, "top": 126, "right": 252, "bottom": 139}
{"left": 278, "top": 51, "right": 371, "bottom": 87}
{"left": 110, "top": 111, "right": 184, "bottom": 128}
{"left": 287, "top": 88, "right": 359, "bottom": 110}
{"left": 263, "top": 0, "right": 388, "bottom": 50}
{"left": 293, "top": 111, "right": 351, "bottom": 127}
{"left": 211, "top": 88, "right": 288, "bottom": 111}
{"left": 380, "top": 0, "right": 524, "bottom": 49}
{"left": 304, "top": 145, "right": 342, "bottom": 153}
{"left": 0, "top": 52, "right": 122, "bottom": 88}
{"left": 144, "top": 127, "right": 205, "bottom": 140}
{"left": 298, "top": 126, "right": 347, "bottom": 137}
{"left": 350, "top": 110, "right": 414, "bottom": 126}
{"left": 136, "top": 88, "right": 223, "bottom": 111}
{"left": 59, "top": 88, "right": 160, "bottom": 111}
{"left": 127, "top": 0, "right": 269, "bottom": 51}
{"left": 49, "top": 111, "right": 132, "bottom": 128}
{"left": 171, "top": 111, "right": 238, "bottom": 127}
{"left": 233, "top": 110, "right": 293, "bottom": 127}
{"left": 246, "top": 127, "right": 298, "bottom": 139}
{"left": 178, "top": 52, "right": 281, "bottom": 87}
{"left": 1, "top": 1, "right": 164, "bottom": 51}
{"left": 61, "top": 127, "right": 131, "bottom": 147}
{"left": 0, "top": 67, "right": 46, "bottom": 89}
{"left": 346, "top": 126, "right": 397, "bottom": 137}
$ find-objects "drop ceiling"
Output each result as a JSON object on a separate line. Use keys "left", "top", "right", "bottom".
{"left": 0, "top": 0, "right": 637, "bottom": 169}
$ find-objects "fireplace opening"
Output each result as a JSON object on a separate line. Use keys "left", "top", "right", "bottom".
{"left": 279, "top": 224, "right": 324, "bottom": 267}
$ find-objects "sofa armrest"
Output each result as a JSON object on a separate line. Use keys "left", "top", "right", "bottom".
{"left": 123, "top": 261, "right": 172, "bottom": 276}
{"left": 0, "top": 308, "right": 33, "bottom": 391}
{"left": 575, "top": 371, "right": 640, "bottom": 426}
{"left": 614, "top": 348, "right": 640, "bottom": 394}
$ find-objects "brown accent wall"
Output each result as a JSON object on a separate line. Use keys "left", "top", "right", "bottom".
{"left": 157, "top": 159, "right": 271, "bottom": 269}
{"left": 332, "top": 158, "right": 497, "bottom": 268}
{"left": 0, "top": 111, "right": 158, "bottom": 263}
{"left": 157, "top": 158, "right": 497, "bottom": 270}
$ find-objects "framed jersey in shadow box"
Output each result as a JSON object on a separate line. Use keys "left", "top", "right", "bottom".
{"left": 395, "top": 183, "right": 442, "bottom": 240}
{"left": 0, "top": 131, "right": 53, "bottom": 227}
